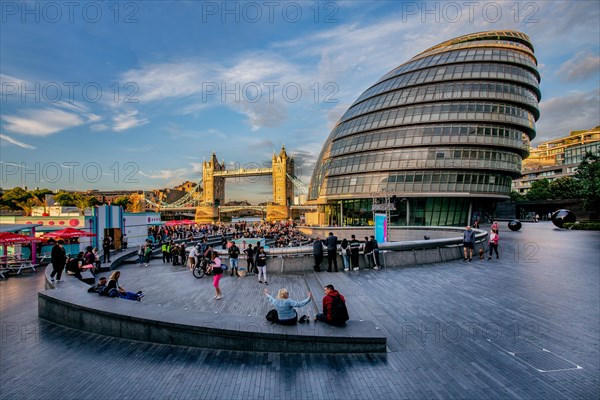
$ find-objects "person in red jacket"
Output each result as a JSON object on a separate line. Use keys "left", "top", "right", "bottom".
{"left": 315, "top": 284, "right": 348, "bottom": 325}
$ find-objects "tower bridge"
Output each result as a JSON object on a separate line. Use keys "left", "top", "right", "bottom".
{"left": 197, "top": 146, "right": 296, "bottom": 222}
{"left": 144, "top": 146, "right": 314, "bottom": 222}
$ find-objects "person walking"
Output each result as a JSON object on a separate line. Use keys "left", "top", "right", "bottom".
{"left": 137, "top": 244, "right": 145, "bottom": 266}
{"left": 143, "top": 244, "right": 152, "bottom": 266}
{"left": 463, "top": 225, "right": 475, "bottom": 262}
{"left": 264, "top": 288, "right": 312, "bottom": 325}
{"left": 208, "top": 250, "right": 224, "bottom": 300}
{"left": 102, "top": 236, "right": 111, "bottom": 263}
{"left": 162, "top": 242, "right": 168, "bottom": 263}
{"left": 256, "top": 246, "right": 268, "bottom": 285}
{"left": 50, "top": 240, "right": 67, "bottom": 283}
{"left": 340, "top": 238, "right": 350, "bottom": 272}
{"left": 313, "top": 237, "right": 324, "bottom": 272}
{"left": 228, "top": 240, "right": 240, "bottom": 277}
{"left": 188, "top": 244, "right": 198, "bottom": 271}
{"left": 488, "top": 228, "right": 500, "bottom": 260}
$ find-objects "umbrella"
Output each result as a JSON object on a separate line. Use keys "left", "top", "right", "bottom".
{"left": 43, "top": 228, "right": 96, "bottom": 239}
{"left": 0, "top": 232, "right": 47, "bottom": 245}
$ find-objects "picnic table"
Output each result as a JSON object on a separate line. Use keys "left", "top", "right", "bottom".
{"left": 0, "top": 255, "right": 37, "bottom": 278}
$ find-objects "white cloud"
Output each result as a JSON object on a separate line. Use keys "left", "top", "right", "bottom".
{"left": 0, "top": 133, "right": 37, "bottom": 149}
{"left": 2, "top": 108, "right": 84, "bottom": 136}
{"left": 120, "top": 61, "right": 213, "bottom": 102}
{"left": 112, "top": 110, "right": 148, "bottom": 132}
{"left": 90, "top": 124, "right": 109, "bottom": 132}
{"left": 558, "top": 52, "right": 600, "bottom": 82}
{"left": 536, "top": 89, "right": 600, "bottom": 142}
{"left": 139, "top": 162, "right": 203, "bottom": 186}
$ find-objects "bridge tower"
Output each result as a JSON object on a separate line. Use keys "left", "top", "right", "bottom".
{"left": 268, "top": 146, "right": 294, "bottom": 220}
{"left": 195, "top": 152, "right": 225, "bottom": 222}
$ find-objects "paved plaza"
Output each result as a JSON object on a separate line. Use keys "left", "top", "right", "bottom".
{"left": 1, "top": 222, "right": 598, "bottom": 399}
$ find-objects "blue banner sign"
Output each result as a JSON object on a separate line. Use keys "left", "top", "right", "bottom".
{"left": 374, "top": 213, "right": 387, "bottom": 243}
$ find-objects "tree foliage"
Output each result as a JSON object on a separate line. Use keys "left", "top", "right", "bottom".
{"left": 575, "top": 152, "right": 600, "bottom": 211}
{"left": 510, "top": 190, "right": 525, "bottom": 202}
{"left": 548, "top": 177, "right": 581, "bottom": 200}
{"left": 526, "top": 179, "right": 552, "bottom": 201}
{"left": 112, "top": 196, "right": 131, "bottom": 209}
{"left": 1, "top": 187, "right": 32, "bottom": 210}
{"left": 53, "top": 191, "right": 78, "bottom": 206}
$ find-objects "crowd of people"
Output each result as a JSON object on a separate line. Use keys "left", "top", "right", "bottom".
{"left": 311, "top": 233, "right": 382, "bottom": 272}
{"left": 67, "top": 218, "right": 510, "bottom": 330}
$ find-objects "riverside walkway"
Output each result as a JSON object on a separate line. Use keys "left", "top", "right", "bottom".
{"left": 1, "top": 222, "right": 598, "bottom": 399}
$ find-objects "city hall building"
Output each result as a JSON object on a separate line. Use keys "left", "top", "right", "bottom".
{"left": 307, "top": 31, "right": 541, "bottom": 226}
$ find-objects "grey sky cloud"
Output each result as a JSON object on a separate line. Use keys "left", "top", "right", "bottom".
{"left": 558, "top": 52, "right": 600, "bottom": 82}
{"left": 535, "top": 89, "right": 600, "bottom": 143}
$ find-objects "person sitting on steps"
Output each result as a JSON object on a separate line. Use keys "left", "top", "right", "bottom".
{"left": 264, "top": 288, "right": 312, "bottom": 325}
{"left": 315, "top": 284, "right": 349, "bottom": 325}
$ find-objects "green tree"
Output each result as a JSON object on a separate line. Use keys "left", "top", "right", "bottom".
{"left": 88, "top": 197, "right": 101, "bottom": 207}
{"left": 14, "top": 196, "right": 43, "bottom": 216}
{"left": 549, "top": 176, "right": 581, "bottom": 200}
{"left": 73, "top": 195, "right": 95, "bottom": 215}
{"left": 575, "top": 151, "right": 600, "bottom": 212}
{"left": 112, "top": 196, "right": 131, "bottom": 210}
{"left": 30, "top": 188, "right": 53, "bottom": 203}
{"left": 510, "top": 190, "right": 525, "bottom": 202}
{"left": 1, "top": 187, "right": 32, "bottom": 210}
{"left": 526, "top": 179, "right": 552, "bottom": 201}
{"left": 53, "top": 191, "right": 78, "bottom": 206}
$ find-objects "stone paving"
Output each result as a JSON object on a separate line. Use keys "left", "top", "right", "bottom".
{"left": 1, "top": 222, "right": 598, "bottom": 399}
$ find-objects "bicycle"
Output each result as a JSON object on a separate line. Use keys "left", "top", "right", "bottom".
{"left": 192, "top": 257, "right": 212, "bottom": 279}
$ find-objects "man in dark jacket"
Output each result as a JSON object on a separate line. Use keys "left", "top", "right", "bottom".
{"left": 363, "top": 236, "right": 373, "bottom": 269}
{"left": 228, "top": 241, "right": 240, "bottom": 277}
{"left": 65, "top": 252, "right": 85, "bottom": 280}
{"left": 369, "top": 235, "right": 381, "bottom": 269}
{"left": 325, "top": 232, "right": 338, "bottom": 272}
{"left": 313, "top": 237, "right": 324, "bottom": 272}
{"left": 349, "top": 235, "right": 361, "bottom": 271}
{"left": 50, "top": 240, "right": 66, "bottom": 283}
{"left": 102, "top": 236, "right": 111, "bottom": 263}
{"left": 316, "top": 284, "right": 348, "bottom": 325}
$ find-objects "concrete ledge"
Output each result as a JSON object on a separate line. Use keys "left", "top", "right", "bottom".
{"left": 38, "top": 287, "right": 386, "bottom": 353}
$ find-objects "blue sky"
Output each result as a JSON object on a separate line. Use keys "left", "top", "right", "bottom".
{"left": 1, "top": 0, "right": 599, "bottom": 202}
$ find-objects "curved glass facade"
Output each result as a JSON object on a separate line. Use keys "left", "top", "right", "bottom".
{"left": 308, "top": 30, "right": 541, "bottom": 227}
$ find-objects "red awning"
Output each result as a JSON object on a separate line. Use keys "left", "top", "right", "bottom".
{"left": 0, "top": 232, "right": 47, "bottom": 245}
{"left": 42, "top": 228, "right": 97, "bottom": 239}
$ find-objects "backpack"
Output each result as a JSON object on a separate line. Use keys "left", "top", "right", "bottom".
{"left": 330, "top": 295, "right": 349, "bottom": 324}
{"left": 266, "top": 309, "right": 278, "bottom": 323}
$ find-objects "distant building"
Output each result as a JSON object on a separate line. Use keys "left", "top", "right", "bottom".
{"left": 85, "top": 189, "right": 140, "bottom": 203}
{"left": 174, "top": 181, "right": 198, "bottom": 192}
{"left": 513, "top": 126, "right": 600, "bottom": 194}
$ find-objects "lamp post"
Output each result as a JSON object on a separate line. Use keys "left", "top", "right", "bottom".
{"left": 88, "top": 218, "right": 95, "bottom": 248}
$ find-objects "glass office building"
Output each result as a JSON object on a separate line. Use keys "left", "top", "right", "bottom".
{"left": 308, "top": 31, "right": 541, "bottom": 226}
